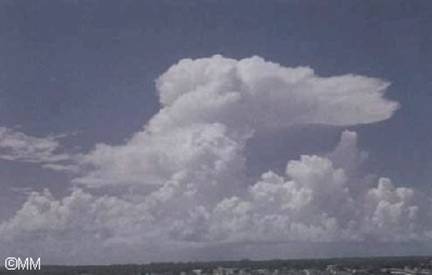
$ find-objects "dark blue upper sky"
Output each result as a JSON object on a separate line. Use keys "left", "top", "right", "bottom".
{"left": 0, "top": 0, "right": 431, "bottom": 216}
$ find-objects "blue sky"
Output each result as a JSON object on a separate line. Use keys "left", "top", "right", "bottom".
{"left": 0, "top": 0, "right": 431, "bottom": 264}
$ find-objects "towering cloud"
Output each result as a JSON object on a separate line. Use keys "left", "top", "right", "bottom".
{"left": 74, "top": 55, "right": 398, "bottom": 188}
{"left": 2, "top": 55, "right": 427, "bottom": 264}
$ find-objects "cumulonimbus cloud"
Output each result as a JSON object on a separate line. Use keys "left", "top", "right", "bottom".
{"left": 3, "top": 55, "right": 429, "bottom": 264}
{"left": 74, "top": 55, "right": 398, "bottom": 187}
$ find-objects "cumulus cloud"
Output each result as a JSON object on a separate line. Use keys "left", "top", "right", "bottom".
{"left": 2, "top": 55, "right": 427, "bottom": 264}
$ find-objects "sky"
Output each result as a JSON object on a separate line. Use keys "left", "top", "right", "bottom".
{"left": 0, "top": 0, "right": 431, "bottom": 265}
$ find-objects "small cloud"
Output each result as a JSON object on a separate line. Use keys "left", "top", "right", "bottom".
{"left": 0, "top": 127, "right": 74, "bottom": 164}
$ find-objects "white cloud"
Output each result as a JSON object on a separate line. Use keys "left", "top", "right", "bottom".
{"left": 0, "top": 127, "right": 70, "bottom": 163}
{"left": 2, "top": 55, "right": 427, "bottom": 264}
{"left": 363, "top": 177, "right": 422, "bottom": 241}
{"left": 152, "top": 55, "right": 397, "bottom": 134}
{"left": 75, "top": 55, "right": 398, "bottom": 188}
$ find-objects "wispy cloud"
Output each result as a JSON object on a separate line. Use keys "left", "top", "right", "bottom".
{"left": 0, "top": 127, "right": 79, "bottom": 172}
{"left": 0, "top": 127, "right": 68, "bottom": 163}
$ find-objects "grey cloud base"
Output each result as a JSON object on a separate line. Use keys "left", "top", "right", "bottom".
{"left": 1, "top": 56, "right": 429, "bottom": 264}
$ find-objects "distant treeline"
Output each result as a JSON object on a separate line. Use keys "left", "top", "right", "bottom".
{"left": 1, "top": 256, "right": 431, "bottom": 275}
